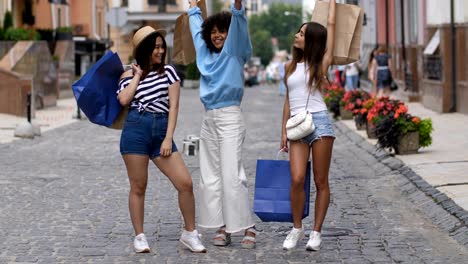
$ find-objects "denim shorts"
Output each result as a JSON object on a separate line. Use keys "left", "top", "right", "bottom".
{"left": 120, "top": 108, "right": 178, "bottom": 159}
{"left": 299, "top": 110, "right": 336, "bottom": 145}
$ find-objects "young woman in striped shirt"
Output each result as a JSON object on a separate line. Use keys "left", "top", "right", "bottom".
{"left": 117, "top": 26, "right": 206, "bottom": 254}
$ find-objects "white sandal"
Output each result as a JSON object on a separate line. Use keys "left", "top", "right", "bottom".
{"left": 213, "top": 226, "right": 231, "bottom": 246}
{"left": 241, "top": 227, "right": 257, "bottom": 249}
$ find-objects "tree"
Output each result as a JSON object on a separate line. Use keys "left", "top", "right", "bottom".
{"left": 3, "top": 11, "right": 13, "bottom": 30}
{"left": 250, "top": 30, "right": 273, "bottom": 66}
{"left": 212, "top": 0, "right": 224, "bottom": 13}
{"left": 248, "top": 3, "right": 302, "bottom": 64}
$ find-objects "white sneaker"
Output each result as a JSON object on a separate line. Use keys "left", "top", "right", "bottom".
{"left": 134, "top": 233, "right": 150, "bottom": 253}
{"left": 306, "top": 231, "right": 322, "bottom": 251}
{"left": 180, "top": 229, "right": 207, "bottom": 253}
{"left": 282, "top": 227, "right": 305, "bottom": 250}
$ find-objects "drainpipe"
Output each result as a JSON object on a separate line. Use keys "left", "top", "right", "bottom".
{"left": 51, "top": 3, "right": 56, "bottom": 30}
{"left": 92, "top": 0, "right": 100, "bottom": 40}
{"left": 385, "top": 0, "right": 389, "bottom": 50}
{"left": 65, "top": 4, "right": 69, "bottom": 27}
{"left": 449, "top": 0, "right": 456, "bottom": 112}
{"left": 400, "top": 0, "right": 407, "bottom": 91}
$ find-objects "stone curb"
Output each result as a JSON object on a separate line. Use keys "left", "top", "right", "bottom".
{"left": 334, "top": 121, "right": 468, "bottom": 247}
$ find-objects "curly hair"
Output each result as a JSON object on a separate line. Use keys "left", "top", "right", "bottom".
{"left": 201, "top": 11, "right": 232, "bottom": 53}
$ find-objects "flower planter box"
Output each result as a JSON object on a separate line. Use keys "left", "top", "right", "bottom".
{"left": 395, "top": 131, "right": 419, "bottom": 155}
{"left": 339, "top": 105, "right": 353, "bottom": 120}
{"left": 366, "top": 121, "right": 377, "bottom": 139}
{"left": 354, "top": 116, "right": 366, "bottom": 130}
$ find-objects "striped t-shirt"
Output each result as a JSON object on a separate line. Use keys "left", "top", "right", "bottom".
{"left": 117, "top": 65, "right": 180, "bottom": 113}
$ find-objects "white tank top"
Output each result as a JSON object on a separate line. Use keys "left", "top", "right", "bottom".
{"left": 287, "top": 62, "right": 327, "bottom": 116}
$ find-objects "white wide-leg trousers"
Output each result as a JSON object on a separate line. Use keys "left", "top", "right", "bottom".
{"left": 197, "top": 106, "right": 255, "bottom": 233}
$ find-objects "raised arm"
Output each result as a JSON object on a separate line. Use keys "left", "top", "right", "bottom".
{"left": 223, "top": 1, "right": 252, "bottom": 62}
{"left": 234, "top": 0, "right": 242, "bottom": 10}
{"left": 322, "top": 0, "right": 336, "bottom": 73}
{"left": 188, "top": 0, "right": 207, "bottom": 52}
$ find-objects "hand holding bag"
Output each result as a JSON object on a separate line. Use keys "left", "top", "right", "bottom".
{"left": 172, "top": 0, "right": 208, "bottom": 65}
{"left": 286, "top": 91, "right": 315, "bottom": 140}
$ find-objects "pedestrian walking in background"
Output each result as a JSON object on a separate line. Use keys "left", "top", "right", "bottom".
{"left": 336, "top": 64, "right": 346, "bottom": 87}
{"left": 188, "top": 0, "right": 257, "bottom": 249}
{"left": 344, "top": 61, "right": 360, "bottom": 91}
{"left": 367, "top": 47, "right": 378, "bottom": 96}
{"left": 117, "top": 26, "right": 206, "bottom": 253}
{"left": 280, "top": 0, "right": 336, "bottom": 251}
{"left": 372, "top": 46, "right": 393, "bottom": 97}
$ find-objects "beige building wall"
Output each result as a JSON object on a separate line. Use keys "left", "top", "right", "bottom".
{"left": 107, "top": 0, "right": 186, "bottom": 64}
{"left": 70, "top": 0, "right": 107, "bottom": 39}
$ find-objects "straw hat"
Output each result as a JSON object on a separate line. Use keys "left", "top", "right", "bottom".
{"left": 132, "top": 26, "right": 167, "bottom": 56}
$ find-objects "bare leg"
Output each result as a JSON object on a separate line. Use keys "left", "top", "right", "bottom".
{"left": 289, "top": 140, "right": 311, "bottom": 229}
{"left": 153, "top": 152, "right": 195, "bottom": 231}
{"left": 122, "top": 154, "right": 149, "bottom": 235}
{"left": 311, "top": 137, "right": 334, "bottom": 232}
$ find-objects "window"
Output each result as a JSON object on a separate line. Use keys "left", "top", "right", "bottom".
{"left": 251, "top": 0, "right": 258, "bottom": 12}
{"left": 121, "top": 0, "right": 128, "bottom": 7}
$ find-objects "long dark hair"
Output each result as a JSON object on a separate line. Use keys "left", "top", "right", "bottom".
{"left": 134, "top": 32, "right": 167, "bottom": 77}
{"left": 201, "top": 11, "right": 232, "bottom": 53}
{"left": 285, "top": 22, "right": 327, "bottom": 92}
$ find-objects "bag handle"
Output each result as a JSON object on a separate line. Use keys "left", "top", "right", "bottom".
{"left": 276, "top": 148, "right": 288, "bottom": 160}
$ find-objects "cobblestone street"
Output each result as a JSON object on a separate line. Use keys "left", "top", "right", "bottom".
{"left": 1, "top": 85, "right": 467, "bottom": 263}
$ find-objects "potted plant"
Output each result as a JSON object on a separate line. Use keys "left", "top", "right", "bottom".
{"left": 359, "top": 97, "right": 377, "bottom": 137}
{"left": 341, "top": 89, "right": 371, "bottom": 125}
{"left": 184, "top": 61, "right": 200, "bottom": 89}
{"left": 55, "top": 26, "right": 73, "bottom": 41}
{"left": 323, "top": 82, "right": 345, "bottom": 119}
{"left": 374, "top": 111, "right": 433, "bottom": 154}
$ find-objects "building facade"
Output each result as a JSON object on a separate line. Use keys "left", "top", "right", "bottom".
{"left": 354, "top": 0, "right": 468, "bottom": 114}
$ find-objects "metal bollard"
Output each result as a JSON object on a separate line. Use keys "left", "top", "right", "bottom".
{"left": 77, "top": 103, "right": 81, "bottom": 119}
{"left": 26, "top": 92, "right": 31, "bottom": 123}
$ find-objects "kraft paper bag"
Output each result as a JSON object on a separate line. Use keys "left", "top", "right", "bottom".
{"left": 311, "top": 2, "right": 363, "bottom": 65}
{"left": 172, "top": 0, "right": 207, "bottom": 65}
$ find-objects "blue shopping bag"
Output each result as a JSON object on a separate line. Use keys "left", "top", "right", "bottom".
{"left": 254, "top": 156, "right": 311, "bottom": 222}
{"left": 72, "top": 51, "right": 124, "bottom": 127}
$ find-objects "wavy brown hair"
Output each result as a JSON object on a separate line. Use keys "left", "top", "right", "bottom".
{"left": 285, "top": 22, "right": 328, "bottom": 93}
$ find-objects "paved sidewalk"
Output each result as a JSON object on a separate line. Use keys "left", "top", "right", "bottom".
{"left": 1, "top": 85, "right": 467, "bottom": 263}
{"left": 0, "top": 98, "right": 79, "bottom": 144}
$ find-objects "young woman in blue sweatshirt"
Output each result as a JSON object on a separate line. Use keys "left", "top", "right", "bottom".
{"left": 188, "top": 0, "right": 256, "bottom": 249}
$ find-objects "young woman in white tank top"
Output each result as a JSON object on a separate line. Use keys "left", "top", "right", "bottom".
{"left": 280, "top": 0, "right": 336, "bottom": 252}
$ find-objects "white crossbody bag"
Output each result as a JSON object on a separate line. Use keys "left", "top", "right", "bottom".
{"left": 286, "top": 90, "right": 315, "bottom": 140}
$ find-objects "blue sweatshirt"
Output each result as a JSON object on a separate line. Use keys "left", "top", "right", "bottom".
{"left": 188, "top": 4, "right": 252, "bottom": 110}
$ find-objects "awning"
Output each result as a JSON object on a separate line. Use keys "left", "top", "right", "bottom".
{"left": 423, "top": 29, "right": 440, "bottom": 55}
{"left": 126, "top": 12, "right": 183, "bottom": 22}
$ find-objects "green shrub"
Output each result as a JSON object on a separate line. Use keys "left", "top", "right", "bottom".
{"left": 3, "top": 11, "right": 13, "bottom": 30}
{"left": 186, "top": 61, "right": 200, "bottom": 80}
{"left": 418, "top": 118, "right": 432, "bottom": 147}
{"left": 56, "top": 26, "right": 72, "bottom": 33}
{"left": 4, "top": 27, "right": 40, "bottom": 41}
